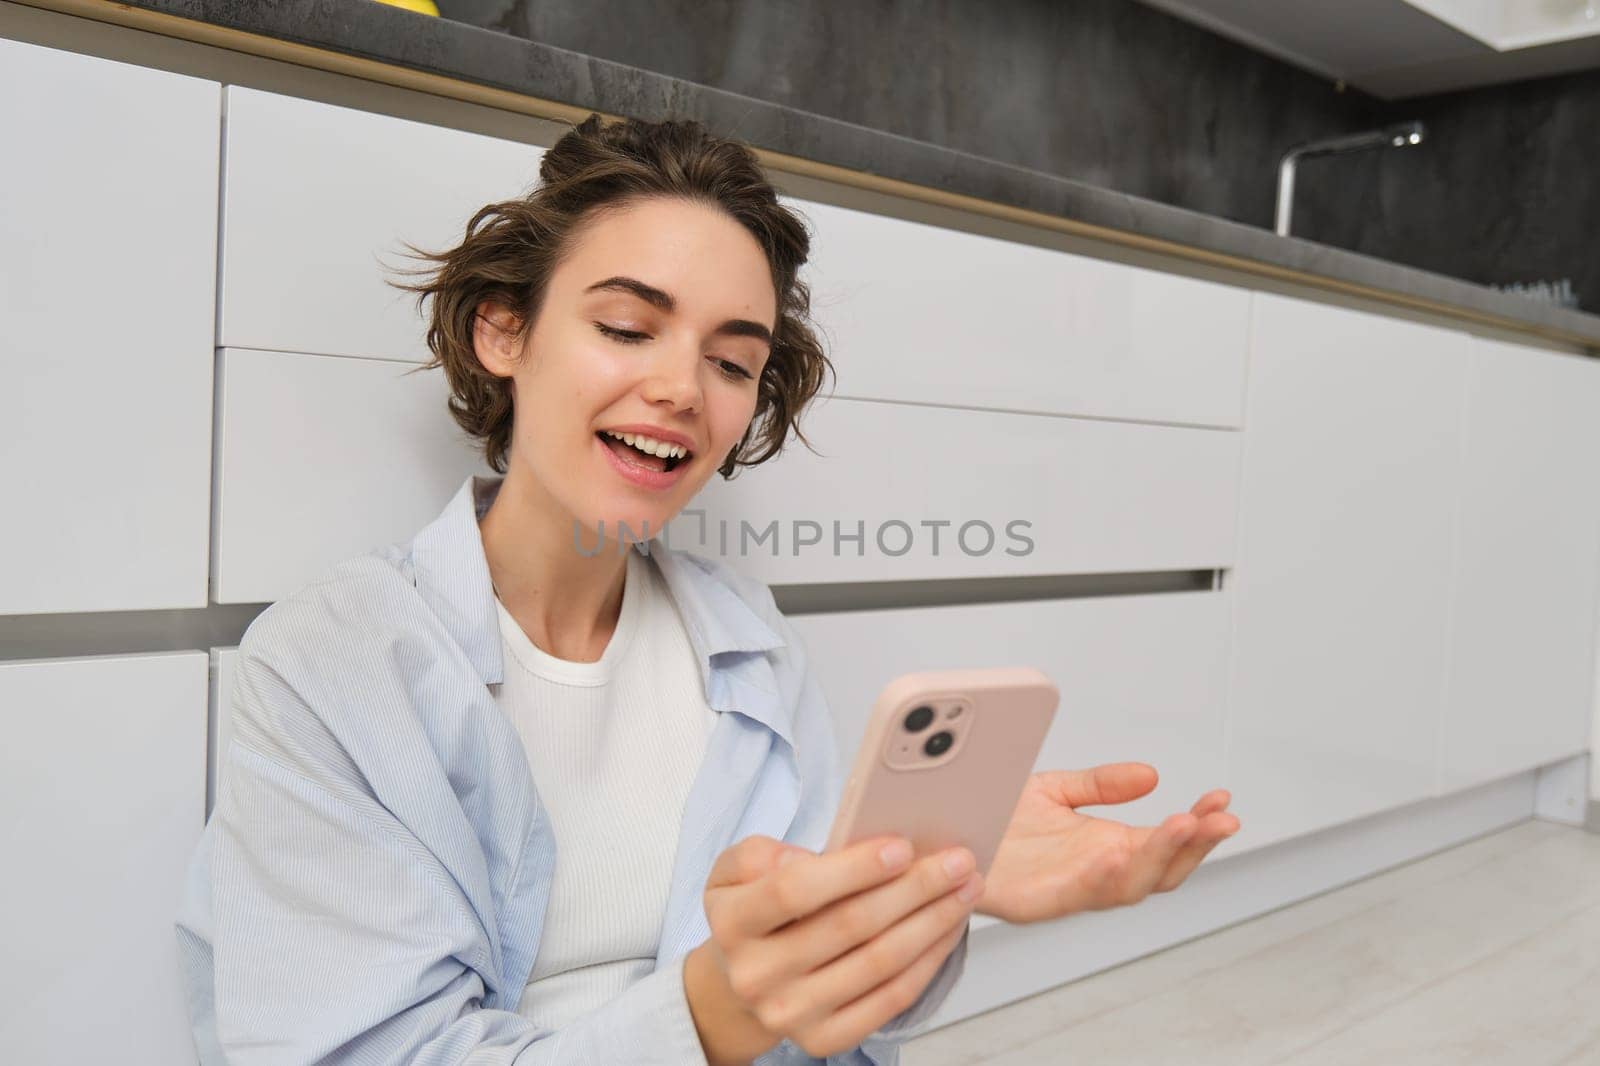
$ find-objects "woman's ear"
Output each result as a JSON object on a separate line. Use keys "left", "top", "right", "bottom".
{"left": 471, "top": 299, "right": 525, "bottom": 379}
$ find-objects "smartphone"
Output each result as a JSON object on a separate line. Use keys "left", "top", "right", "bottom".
{"left": 825, "top": 667, "right": 1059, "bottom": 875}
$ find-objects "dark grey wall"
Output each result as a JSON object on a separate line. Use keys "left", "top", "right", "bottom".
{"left": 437, "top": 0, "right": 1384, "bottom": 225}
{"left": 1296, "top": 68, "right": 1600, "bottom": 314}
{"left": 436, "top": 0, "right": 1595, "bottom": 313}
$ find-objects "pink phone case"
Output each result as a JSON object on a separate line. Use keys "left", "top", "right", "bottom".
{"left": 825, "top": 667, "right": 1059, "bottom": 875}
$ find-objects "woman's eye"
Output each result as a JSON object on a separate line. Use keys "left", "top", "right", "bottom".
{"left": 594, "top": 322, "right": 648, "bottom": 344}
{"left": 596, "top": 321, "right": 752, "bottom": 381}
{"left": 714, "top": 358, "right": 755, "bottom": 382}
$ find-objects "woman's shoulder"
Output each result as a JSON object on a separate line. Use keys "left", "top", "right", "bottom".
{"left": 231, "top": 544, "right": 463, "bottom": 756}
{"left": 227, "top": 546, "right": 478, "bottom": 789}
{"left": 239, "top": 549, "right": 425, "bottom": 666}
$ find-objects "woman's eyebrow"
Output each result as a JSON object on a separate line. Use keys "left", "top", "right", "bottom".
{"left": 583, "top": 275, "right": 773, "bottom": 346}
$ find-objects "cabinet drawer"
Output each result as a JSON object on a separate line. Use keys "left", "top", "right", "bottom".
{"left": 793, "top": 197, "right": 1250, "bottom": 427}
{"left": 0, "top": 40, "right": 218, "bottom": 615}
{"left": 219, "top": 87, "right": 545, "bottom": 362}
{"left": 0, "top": 652, "right": 207, "bottom": 1065}
{"left": 211, "top": 348, "right": 485, "bottom": 603}
{"left": 677, "top": 395, "right": 1241, "bottom": 584}
{"left": 790, "top": 590, "right": 1230, "bottom": 835}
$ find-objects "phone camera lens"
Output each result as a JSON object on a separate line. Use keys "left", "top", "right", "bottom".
{"left": 923, "top": 731, "right": 954, "bottom": 757}
{"left": 903, "top": 705, "right": 935, "bottom": 733}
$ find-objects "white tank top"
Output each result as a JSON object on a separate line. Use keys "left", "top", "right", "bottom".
{"left": 492, "top": 547, "right": 716, "bottom": 1030}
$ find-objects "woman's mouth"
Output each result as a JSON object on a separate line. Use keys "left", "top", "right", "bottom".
{"left": 595, "top": 429, "right": 693, "bottom": 490}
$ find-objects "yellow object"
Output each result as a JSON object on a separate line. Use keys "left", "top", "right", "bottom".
{"left": 372, "top": 0, "right": 440, "bottom": 14}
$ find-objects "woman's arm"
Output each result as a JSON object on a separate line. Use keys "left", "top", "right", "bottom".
{"left": 188, "top": 738, "right": 715, "bottom": 1065}
{"left": 179, "top": 643, "right": 726, "bottom": 1066}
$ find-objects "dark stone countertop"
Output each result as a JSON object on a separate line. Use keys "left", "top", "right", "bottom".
{"left": 111, "top": 0, "right": 1600, "bottom": 351}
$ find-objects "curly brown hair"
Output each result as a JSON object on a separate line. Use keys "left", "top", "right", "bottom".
{"left": 387, "top": 112, "right": 834, "bottom": 479}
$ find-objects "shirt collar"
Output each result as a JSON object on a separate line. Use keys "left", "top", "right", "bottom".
{"left": 408, "top": 475, "right": 786, "bottom": 697}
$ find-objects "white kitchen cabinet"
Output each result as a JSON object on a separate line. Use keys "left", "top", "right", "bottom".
{"left": 677, "top": 394, "right": 1241, "bottom": 585}
{"left": 210, "top": 347, "right": 488, "bottom": 604}
{"left": 791, "top": 197, "right": 1251, "bottom": 428}
{"left": 1225, "top": 293, "right": 1469, "bottom": 852}
{"left": 1437, "top": 338, "right": 1600, "bottom": 792}
{"left": 790, "top": 589, "right": 1231, "bottom": 833}
{"left": 218, "top": 87, "right": 546, "bottom": 362}
{"left": 0, "top": 652, "right": 208, "bottom": 1065}
{"left": 0, "top": 40, "right": 218, "bottom": 615}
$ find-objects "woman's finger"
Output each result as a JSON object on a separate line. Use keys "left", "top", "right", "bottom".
{"left": 793, "top": 912, "right": 970, "bottom": 1057}
{"left": 1154, "top": 812, "right": 1239, "bottom": 892}
{"left": 719, "top": 835, "right": 917, "bottom": 937}
{"left": 763, "top": 871, "right": 978, "bottom": 1038}
{"left": 1189, "top": 790, "right": 1232, "bottom": 818}
{"left": 1032, "top": 764, "right": 1158, "bottom": 809}
{"left": 705, "top": 835, "right": 792, "bottom": 890}
{"left": 737, "top": 846, "right": 978, "bottom": 989}
{"left": 1117, "top": 815, "right": 1195, "bottom": 903}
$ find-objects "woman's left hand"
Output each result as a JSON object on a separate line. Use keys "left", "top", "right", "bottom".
{"left": 978, "top": 763, "right": 1240, "bottom": 924}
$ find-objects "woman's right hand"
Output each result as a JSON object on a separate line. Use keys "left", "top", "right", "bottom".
{"left": 683, "top": 834, "right": 982, "bottom": 1064}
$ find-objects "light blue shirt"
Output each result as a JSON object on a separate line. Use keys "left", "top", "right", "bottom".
{"left": 175, "top": 474, "right": 967, "bottom": 1065}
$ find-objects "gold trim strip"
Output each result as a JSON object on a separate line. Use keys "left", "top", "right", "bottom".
{"left": 17, "top": 0, "right": 1597, "bottom": 353}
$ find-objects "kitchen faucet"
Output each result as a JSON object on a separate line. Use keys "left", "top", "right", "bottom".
{"left": 1275, "top": 120, "right": 1426, "bottom": 237}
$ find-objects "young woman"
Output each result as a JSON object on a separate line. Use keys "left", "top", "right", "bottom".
{"left": 176, "top": 114, "right": 1239, "bottom": 1066}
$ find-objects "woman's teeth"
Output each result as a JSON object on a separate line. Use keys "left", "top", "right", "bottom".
{"left": 602, "top": 429, "right": 689, "bottom": 460}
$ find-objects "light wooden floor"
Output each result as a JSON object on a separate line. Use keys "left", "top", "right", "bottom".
{"left": 905, "top": 818, "right": 1600, "bottom": 1065}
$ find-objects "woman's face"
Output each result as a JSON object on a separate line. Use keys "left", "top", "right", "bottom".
{"left": 481, "top": 195, "right": 777, "bottom": 549}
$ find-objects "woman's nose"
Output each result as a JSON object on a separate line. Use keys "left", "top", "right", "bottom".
{"left": 641, "top": 346, "right": 703, "bottom": 412}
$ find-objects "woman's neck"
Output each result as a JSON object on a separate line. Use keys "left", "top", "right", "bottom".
{"left": 476, "top": 469, "right": 631, "bottom": 664}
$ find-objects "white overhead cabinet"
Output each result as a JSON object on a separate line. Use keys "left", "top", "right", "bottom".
{"left": 1438, "top": 338, "right": 1600, "bottom": 792}
{"left": 1225, "top": 293, "right": 1470, "bottom": 852}
{"left": 218, "top": 87, "right": 546, "bottom": 362}
{"left": 0, "top": 652, "right": 208, "bottom": 1066}
{"left": 0, "top": 40, "right": 219, "bottom": 615}
{"left": 791, "top": 196, "right": 1252, "bottom": 428}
